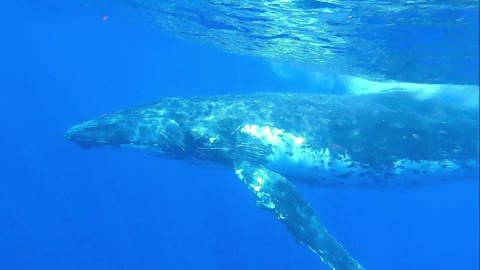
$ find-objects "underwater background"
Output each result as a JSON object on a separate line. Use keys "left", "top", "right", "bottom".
{"left": 1, "top": 1, "right": 478, "bottom": 270}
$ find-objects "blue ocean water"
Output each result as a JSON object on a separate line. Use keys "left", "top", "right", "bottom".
{"left": 1, "top": 1, "right": 478, "bottom": 270}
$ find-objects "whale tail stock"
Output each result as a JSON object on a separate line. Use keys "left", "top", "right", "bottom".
{"left": 234, "top": 161, "right": 365, "bottom": 270}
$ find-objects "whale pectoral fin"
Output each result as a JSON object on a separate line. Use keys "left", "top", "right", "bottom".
{"left": 234, "top": 161, "right": 364, "bottom": 270}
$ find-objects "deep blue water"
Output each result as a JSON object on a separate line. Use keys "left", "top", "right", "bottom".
{"left": 1, "top": 1, "right": 478, "bottom": 270}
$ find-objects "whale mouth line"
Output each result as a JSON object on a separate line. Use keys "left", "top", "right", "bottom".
{"left": 65, "top": 133, "right": 101, "bottom": 149}
{"left": 65, "top": 122, "right": 111, "bottom": 149}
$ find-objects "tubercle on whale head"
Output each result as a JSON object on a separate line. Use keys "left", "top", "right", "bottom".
{"left": 65, "top": 117, "right": 115, "bottom": 149}
{"left": 65, "top": 110, "right": 189, "bottom": 157}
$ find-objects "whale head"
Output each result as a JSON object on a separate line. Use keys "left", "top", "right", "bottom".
{"left": 66, "top": 105, "right": 190, "bottom": 158}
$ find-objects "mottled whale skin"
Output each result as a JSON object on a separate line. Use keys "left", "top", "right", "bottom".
{"left": 66, "top": 92, "right": 479, "bottom": 270}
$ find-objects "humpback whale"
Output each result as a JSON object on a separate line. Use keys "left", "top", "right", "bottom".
{"left": 66, "top": 92, "right": 479, "bottom": 270}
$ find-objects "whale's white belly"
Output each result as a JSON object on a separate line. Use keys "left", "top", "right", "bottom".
{"left": 240, "top": 124, "right": 478, "bottom": 189}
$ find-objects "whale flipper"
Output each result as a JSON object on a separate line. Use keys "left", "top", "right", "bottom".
{"left": 234, "top": 161, "right": 364, "bottom": 270}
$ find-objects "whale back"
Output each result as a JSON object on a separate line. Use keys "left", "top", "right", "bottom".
{"left": 177, "top": 92, "right": 478, "bottom": 188}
